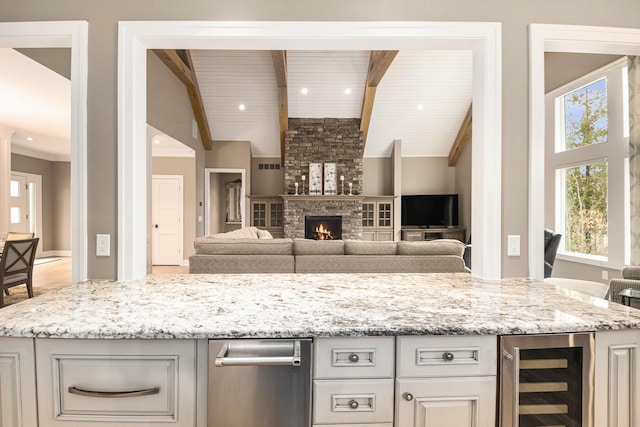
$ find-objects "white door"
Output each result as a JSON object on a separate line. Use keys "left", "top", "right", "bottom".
{"left": 9, "top": 174, "right": 29, "bottom": 233}
{"left": 10, "top": 172, "right": 44, "bottom": 258}
{"left": 152, "top": 175, "right": 183, "bottom": 265}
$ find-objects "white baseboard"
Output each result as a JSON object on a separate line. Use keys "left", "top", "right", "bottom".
{"left": 41, "top": 250, "right": 72, "bottom": 258}
{"left": 181, "top": 259, "right": 189, "bottom": 267}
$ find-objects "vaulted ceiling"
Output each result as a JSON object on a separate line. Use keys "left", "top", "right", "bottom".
{"left": 188, "top": 49, "right": 473, "bottom": 159}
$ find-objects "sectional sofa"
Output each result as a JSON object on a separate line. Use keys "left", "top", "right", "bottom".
{"left": 188, "top": 231, "right": 469, "bottom": 274}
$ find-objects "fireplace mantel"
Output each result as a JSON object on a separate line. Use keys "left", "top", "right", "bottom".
{"left": 281, "top": 194, "right": 366, "bottom": 202}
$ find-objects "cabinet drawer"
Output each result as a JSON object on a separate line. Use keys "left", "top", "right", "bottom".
{"left": 314, "top": 336, "right": 394, "bottom": 379}
{"left": 397, "top": 335, "right": 497, "bottom": 377}
{"left": 35, "top": 339, "right": 196, "bottom": 427}
{"left": 313, "top": 379, "right": 394, "bottom": 424}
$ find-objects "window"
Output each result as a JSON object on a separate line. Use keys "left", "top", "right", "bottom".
{"left": 560, "top": 78, "right": 608, "bottom": 151}
{"left": 546, "top": 57, "right": 629, "bottom": 264}
{"left": 558, "top": 162, "right": 608, "bottom": 256}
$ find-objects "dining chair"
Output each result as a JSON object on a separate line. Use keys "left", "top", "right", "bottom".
{"left": 6, "top": 232, "right": 35, "bottom": 240}
{"left": 2, "top": 232, "right": 35, "bottom": 296}
{"left": 0, "top": 238, "right": 39, "bottom": 308}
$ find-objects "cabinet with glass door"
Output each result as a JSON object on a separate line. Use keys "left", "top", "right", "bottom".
{"left": 249, "top": 196, "right": 284, "bottom": 238}
{"left": 362, "top": 197, "right": 394, "bottom": 241}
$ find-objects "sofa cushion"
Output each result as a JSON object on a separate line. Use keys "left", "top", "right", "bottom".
{"left": 293, "top": 238, "right": 344, "bottom": 255}
{"left": 344, "top": 239, "right": 396, "bottom": 255}
{"left": 194, "top": 237, "right": 292, "bottom": 255}
{"left": 396, "top": 239, "right": 465, "bottom": 257}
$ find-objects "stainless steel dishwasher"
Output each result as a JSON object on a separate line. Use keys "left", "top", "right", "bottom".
{"left": 208, "top": 339, "right": 312, "bottom": 427}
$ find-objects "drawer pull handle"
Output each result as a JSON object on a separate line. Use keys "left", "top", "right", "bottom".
{"left": 442, "top": 351, "right": 455, "bottom": 361}
{"left": 68, "top": 386, "right": 160, "bottom": 398}
{"left": 348, "top": 399, "right": 359, "bottom": 409}
{"left": 403, "top": 392, "right": 414, "bottom": 401}
{"left": 348, "top": 353, "right": 359, "bottom": 363}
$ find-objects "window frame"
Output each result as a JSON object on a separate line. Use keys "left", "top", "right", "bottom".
{"left": 545, "top": 56, "right": 629, "bottom": 268}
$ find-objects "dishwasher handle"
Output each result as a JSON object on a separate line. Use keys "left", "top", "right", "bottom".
{"left": 215, "top": 340, "right": 302, "bottom": 367}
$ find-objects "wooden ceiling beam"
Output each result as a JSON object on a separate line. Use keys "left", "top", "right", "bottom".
{"left": 271, "top": 50, "right": 288, "bottom": 166}
{"left": 448, "top": 104, "right": 472, "bottom": 166}
{"left": 360, "top": 51, "right": 398, "bottom": 145}
{"left": 153, "top": 49, "right": 212, "bottom": 150}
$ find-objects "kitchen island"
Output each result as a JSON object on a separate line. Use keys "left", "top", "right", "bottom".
{"left": 0, "top": 272, "right": 639, "bottom": 338}
{"left": 0, "top": 273, "right": 639, "bottom": 427}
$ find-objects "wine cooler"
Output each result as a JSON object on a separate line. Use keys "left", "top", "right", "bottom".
{"left": 500, "top": 333, "right": 594, "bottom": 427}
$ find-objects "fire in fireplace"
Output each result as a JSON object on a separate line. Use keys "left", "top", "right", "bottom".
{"left": 305, "top": 216, "right": 342, "bottom": 240}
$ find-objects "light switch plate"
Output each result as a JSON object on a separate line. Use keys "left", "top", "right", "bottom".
{"left": 507, "top": 235, "right": 520, "bottom": 256}
{"left": 96, "top": 234, "right": 110, "bottom": 257}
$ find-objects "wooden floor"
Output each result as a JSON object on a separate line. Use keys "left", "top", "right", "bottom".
{"left": 33, "top": 258, "right": 187, "bottom": 292}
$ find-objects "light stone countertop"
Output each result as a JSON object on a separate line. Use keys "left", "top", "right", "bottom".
{"left": 1, "top": 273, "right": 639, "bottom": 339}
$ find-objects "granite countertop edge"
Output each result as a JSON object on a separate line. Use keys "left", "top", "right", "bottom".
{"left": 1, "top": 273, "right": 639, "bottom": 340}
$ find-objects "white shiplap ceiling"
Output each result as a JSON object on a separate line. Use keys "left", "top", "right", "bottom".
{"left": 190, "top": 49, "right": 473, "bottom": 159}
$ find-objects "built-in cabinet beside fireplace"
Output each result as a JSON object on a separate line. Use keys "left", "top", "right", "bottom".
{"left": 249, "top": 196, "right": 284, "bottom": 238}
{"left": 362, "top": 196, "right": 395, "bottom": 241}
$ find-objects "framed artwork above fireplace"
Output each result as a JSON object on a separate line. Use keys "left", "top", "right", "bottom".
{"left": 309, "top": 163, "right": 322, "bottom": 195}
{"left": 324, "top": 163, "right": 337, "bottom": 195}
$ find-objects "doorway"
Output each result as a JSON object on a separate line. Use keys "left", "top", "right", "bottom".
{"left": 118, "top": 21, "right": 502, "bottom": 280}
{"left": 205, "top": 168, "right": 246, "bottom": 236}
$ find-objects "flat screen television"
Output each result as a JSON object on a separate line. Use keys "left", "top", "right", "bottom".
{"left": 401, "top": 194, "right": 459, "bottom": 227}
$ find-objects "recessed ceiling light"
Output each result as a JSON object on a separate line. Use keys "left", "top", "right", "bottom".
{"left": 417, "top": 104, "right": 424, "bottom": 111}
{"left": 344, "top": 88, "right": 351, "bottom": 95}
{"left": 153, "top": 140, "right": 160, "bottom": 144}
{"left": 301, "top": 88, "right": 308, "bottom": 95}
{"left": 26, "top": 137, "right": 33, "bottom": 141}
{"left": 239, "top": 104, "right": 246, "bottom": 111}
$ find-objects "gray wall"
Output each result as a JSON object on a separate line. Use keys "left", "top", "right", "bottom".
{"left": 16, "top": 48, "right": 71, "bottom": 80}
{"left": 545, "top": 52, "right": 624, "bottom": 93}
{"left": 401, "top": 157, "right": 456, "bottom": 195}
{"left": 10, "top": 154, "right": 70, "bottom": 252}
{"left": 455, "top": 141, "right": 472, "bottom": 237}
{"left": 250, "top": 157, "right": 284, "bottom": 196}
{"left": 363, "top": 157, "right": 392, "bottom": 196}
{"left": 4, "top": 0, "right": 639, "bottom": 279}
{"left": 147, "top": 50, "right": 206, "bottom": 240}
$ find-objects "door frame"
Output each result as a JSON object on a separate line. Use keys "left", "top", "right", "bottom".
{"left": 118, "top": 21, "right": 502, "bottom": 280}
{"left": 204, "top": 168, "right": 246, "bottom": 236}
{"left": 0, "top": 21, "right": 88, "bottom": 283}
{"left": 152, "top": 174, "right": 184, "bottom": 266}
{"left": 529, "top": 24, "right": 640, "bottom": 279}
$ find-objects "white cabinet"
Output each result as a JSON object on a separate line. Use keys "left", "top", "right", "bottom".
{"left": 595, "top": 329, "right": 640, "bottom": 427}
{"left": 396, "top": 377, "right": 496, "bottom": 427}
{"left": 314, "top": 337, "right": 394, "bottom": 427}
{"left": 0, "top": 337, "right": 38, "bottom": 427}
{"left": 395, "top": 335, "right": 497, "bottom": 427}
{"left": 362, "top": 197, "right": 394, "bottom": 241}
{"left": 35, "top": 339, "right": 197, "bottom": 427}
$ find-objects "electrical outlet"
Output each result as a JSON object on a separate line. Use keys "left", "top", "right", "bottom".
{"left": 602, "top": 270, "right": 608, "bottom": 280}
{"left": 507, "top": 235, "right": 520, "bottom": 256}
{"left": 96, "top": 234, "right": 110, "bottom": 257}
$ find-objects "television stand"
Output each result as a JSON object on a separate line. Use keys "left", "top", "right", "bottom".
{"left": 401, "top": 227, "right": 466, "bottom": 242}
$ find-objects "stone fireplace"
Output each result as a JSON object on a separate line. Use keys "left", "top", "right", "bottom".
{"left": 283, "top": 118, "right": 365, "bottom": 239}
{"left": 305, "top": 215, "right": 342, "bottom": 240}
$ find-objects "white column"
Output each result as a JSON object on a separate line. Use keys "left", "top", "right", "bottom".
{"left": 0, "top": 125, "right": 14, "bottom": 234}
{"left": 629, "top": 56, "right": 640, "bottom": 265}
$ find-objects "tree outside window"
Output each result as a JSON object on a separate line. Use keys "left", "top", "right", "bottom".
{"left": 560, "top": 78, "right": 608, "bottom": 256}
